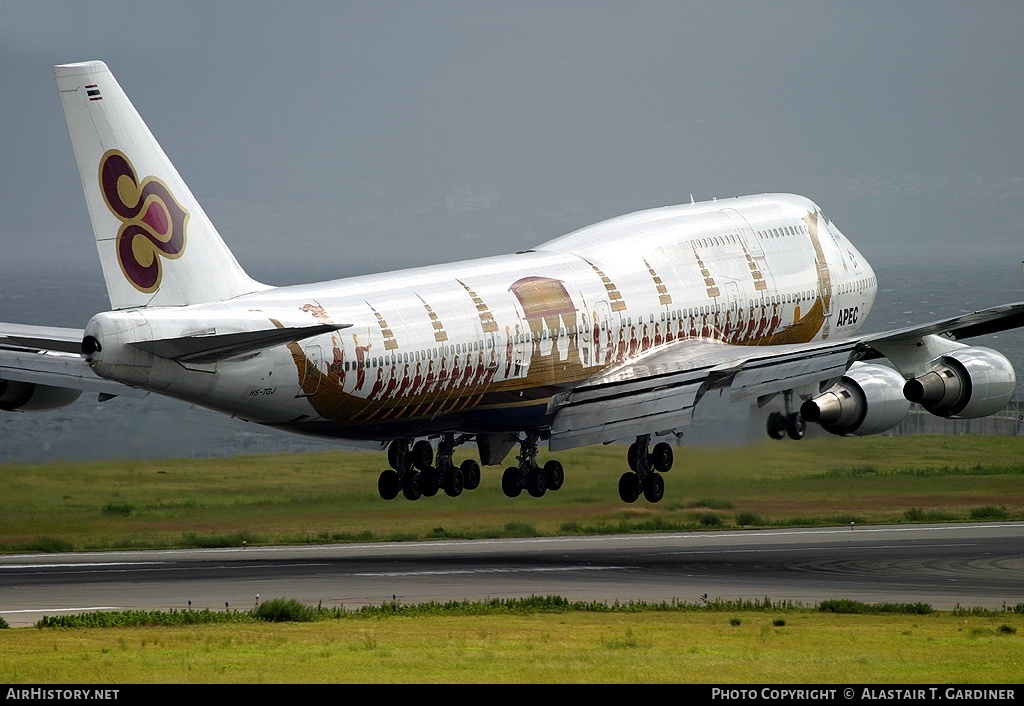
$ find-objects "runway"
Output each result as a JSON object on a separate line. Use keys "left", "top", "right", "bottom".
{"left": 1, "top": 522, "right": 1022, "bottom": 627}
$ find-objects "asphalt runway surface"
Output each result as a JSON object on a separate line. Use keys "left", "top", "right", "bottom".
{"left": 1, "top": 522, "right": 1022, "bottom": 626}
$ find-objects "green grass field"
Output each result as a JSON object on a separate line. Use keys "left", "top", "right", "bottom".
{"left": 1, "top": 435, "right": 1022, "bottom": 552}
{"left": 2, "top": 609, "right": 1021, "bottom": 683}
{"left": 1, "top": 435, "right": 1022, "bottom": 683}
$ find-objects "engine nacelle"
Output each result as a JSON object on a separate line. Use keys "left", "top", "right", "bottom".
{"left": 0, "top": 380, "right": 82, "bottom": 412}
{"left": 801, "top": 363, "right": 911, "bottom": 436}
{"left": 903, "top": 347, "right": 1016, "bottom": 419}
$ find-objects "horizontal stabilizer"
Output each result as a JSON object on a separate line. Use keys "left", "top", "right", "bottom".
{"left": 0, "top": 323, "right": 85, "bottom": 354}
{"left": 130, "top": 323, "right": 350, "bottom": 364}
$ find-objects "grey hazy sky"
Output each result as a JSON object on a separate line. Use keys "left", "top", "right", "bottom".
{"left": 2, "top": 1, "right": 1023, "bottom": 293}
{"left": 2, "top": 1, "right": 1024, "bottom": 462}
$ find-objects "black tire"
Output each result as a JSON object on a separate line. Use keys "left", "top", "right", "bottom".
{"left": 526, "top": 468, "right": 547, "bottom": 497}
{"left": 411, "top": 440, "right": 434, "bottom": 471}
{"left": 786, "top": 412, "right": 806, "bottom": 441}
{"left": 402, "top": 470, "right": 422, "bottom": 500}
{"left": 501, "top": 467, "right": 522, "bottom": 498}
{"left": 643, "top": 472, "right": 665, "bottom": 503}
{"left": 420, "top": 467, "right": 439, "bottom": 496}
{"left": 543, "top": 460, "right": 564, "bottom": 491}
{"left": 651, "top": 442, "right": 673, "bottom": 473}
{"left": 387, "top": 440, "right": 404, "bottom": 470}
{"left": 443, "top": 467, "right": 465, "bottom": 497}
{"left": 618, "top": 472, "right": 640, "bottom": 503}
{"left": 766, "top": 411, "right": 786, "bottom": 440}
{"left": 460, "top": 459, "right": 481, "bottom": 490}
{"left": 378, "top": 469, "right": 400, "bottom": 500}
{"left": 627, "top": 441, "right": 640, "bottom": 472}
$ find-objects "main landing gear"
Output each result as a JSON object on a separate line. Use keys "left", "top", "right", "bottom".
{"left": 766, "top": 390, "right": 805, "bottom": 441}
{"left": 501, "top": 430, "right": 565, "bottom": 499}
{"left": 377, "top": 434, "right": 481, "bottom": 501}
{"left": 618, "top": 434, "right": 672, "bottom": 503}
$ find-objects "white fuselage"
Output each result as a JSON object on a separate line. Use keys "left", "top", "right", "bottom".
{"left": 84, "top": 193, "right": 876, "bottom": 441}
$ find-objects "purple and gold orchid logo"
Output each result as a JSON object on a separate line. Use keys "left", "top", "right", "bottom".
{"left": 98, "top": 150, "right": 188, "bottom": 293}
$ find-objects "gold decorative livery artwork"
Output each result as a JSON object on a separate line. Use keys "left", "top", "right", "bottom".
{"left": 642, "top": 258, "right": 673, "bottom": 305}
{"left": 366, "top": 301, "right": 399, "bottom": 350}
{"left": 457, "top": 279, "right": 499, "bottom": 333}
{"left": 98, "top": 149, "right": 188, "bottom": 293}
{"left": 583, "top": 259, "right": 627, "bottom": 312}
{"left": 417, "top": 294, "right": 448, "bottom": 342}
{"left": 691, "top": 245, "right": 720, "bottom": 298}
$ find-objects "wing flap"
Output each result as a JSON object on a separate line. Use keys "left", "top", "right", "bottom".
{"left": 550, "top": 381, "right": 701, "bottom": 450}
{"left": 728, "top": 349, "right": 853, "bottom": 401}
{"left": 550, "top": 338, "right": 861, "bottom": 450}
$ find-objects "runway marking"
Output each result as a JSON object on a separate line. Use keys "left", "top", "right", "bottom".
{"left": 0, "top": 562, "right": 329, "bottom": 575}
{"left": 0, "top": 562, "right": 164, "bottom": 570}
{"left": 354, "top": 565, "right": 634, "bottom": 578}
{"left": 0, "top": 607, "right": 122, "bottom": 614}
{"left": 0, "top": 523, "right": 1019, "bottom": 565}
{"left": 663, "top": 543, "right": 976, "bottom": 557}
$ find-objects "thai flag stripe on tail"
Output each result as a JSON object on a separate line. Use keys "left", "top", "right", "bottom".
{"left": 86, "top": 84, "right": 101, "bottom": 101}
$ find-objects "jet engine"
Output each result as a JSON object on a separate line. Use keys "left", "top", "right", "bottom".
{"left": 800, "top": 363, "right": 910, "bottom": 436}
{"left": 903, "top": 347, "right": 1016, "bottom": 419}
{"left": 0, "top": 380, "right": 82, "bottom": 412}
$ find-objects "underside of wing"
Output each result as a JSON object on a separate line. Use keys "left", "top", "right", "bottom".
{"left": 0, "top": 322, "right": 146, "bottom": 408}
{"left": 549, "top": 338, "right": 859, "bottom": 450}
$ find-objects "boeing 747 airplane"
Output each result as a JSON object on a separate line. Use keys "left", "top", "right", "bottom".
{"left": 2, "top": 62, "right": 1023, "bottom": 503}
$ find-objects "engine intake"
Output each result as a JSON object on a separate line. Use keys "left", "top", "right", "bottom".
{"left": 801, "top": 363, "right": 910, "bottom": 436}
{"left": 904, "top": 347, "right": 1016, "bottom": 418}
{"left": 0, "top": 379, "right": 82, "bottom": 412}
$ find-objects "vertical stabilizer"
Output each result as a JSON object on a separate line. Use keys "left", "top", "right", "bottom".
{"left": 54, "top": 61, "right": 266, "bottom": 309}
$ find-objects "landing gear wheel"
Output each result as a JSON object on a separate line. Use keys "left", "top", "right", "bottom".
{"left": 411, "top": 440, "right": 434, "bottom": 471}
{"left": 618, "top": 472, "right": 640, "bottom": 503}
{"left": 651, "top": 442, "right": 673, "bottom": 472}
{"left": 443, "top": 467, "right": 465, "bottom": 497}
{"left": 402, "top": 470, "right": 422, "bottom": 500}
{"left": 502, "top": 467, "right": 523, "bottom": 498}
{"left": 643, "top": 472, "right": 665, "bottom": 503}
{"left": 387, "top": 440, "right": 404, "bottom": 470}
{"left": 460, "top": 459, "right": 481, "bottom": 490}
{"left": 767, "top": 411, "right": 787, "bottom": 440}
{"left": 526, "top": 468, "right": 547, "bottom": 498}
{"left": 786, "top": 413, "right": 806, "bottom": 441}
{"left": 378, "top": 470, "right": 400, "bottom": 500}
{"left": 543, "top": 460, "right": 564, "bottom": 491}
{"left": 419, "top": 467, "right": 439, "bottom": 497}
{"left": 627, "top": 442, "right": 640, "bottom": 472}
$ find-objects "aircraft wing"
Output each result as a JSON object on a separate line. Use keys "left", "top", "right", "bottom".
{"left": 860, "top": 301, "right": 1024, "bottom": 350}
{"left": 0, "top": 324, "right": 146, "bottom": 398}
{"left": 549, "top": 301, "right": 1024, "bottom": 451}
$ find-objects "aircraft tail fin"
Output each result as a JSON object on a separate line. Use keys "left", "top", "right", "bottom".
{"left": 54, "top": 61, "right": 266, "bottom": 309}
